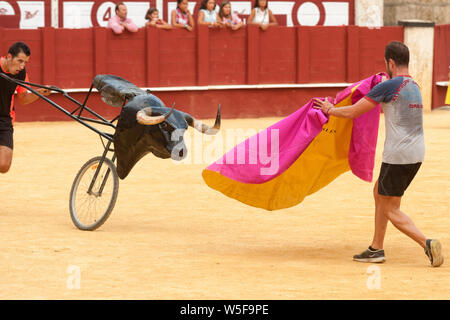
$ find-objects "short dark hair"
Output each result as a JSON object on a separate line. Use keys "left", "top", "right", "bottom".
{"left": 385, "top": 41, "right": 409, "bottom": 67}
{"left": 8, "top": 42, "right": 31, "bottom": 58}
{"left": 115, "top": 2, "right": 125, "bottom": 13}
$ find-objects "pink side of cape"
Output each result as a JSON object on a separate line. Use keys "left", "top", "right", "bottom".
{"left": 347, "top": 74, "right": 385, "bottom": 182}
{"left": 206, "top": 73, "right": 386, "bottom": 184}
{"left": 206, "top": 101, "right": 328, "bottom": 183}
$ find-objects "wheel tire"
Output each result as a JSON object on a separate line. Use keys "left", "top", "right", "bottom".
{"left": 69, "top": 157, "right": 119, "bottom": 231}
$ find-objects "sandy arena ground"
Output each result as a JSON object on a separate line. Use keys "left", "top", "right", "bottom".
{"left": 1, "top": 109, "right": 449, "bottom": 300}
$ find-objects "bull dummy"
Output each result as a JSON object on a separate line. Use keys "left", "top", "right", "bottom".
{"left": 93, "top": 75, "right": 221, "bottom": 179}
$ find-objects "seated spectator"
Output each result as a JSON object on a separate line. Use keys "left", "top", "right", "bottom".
{"left": 248, "top": 0, "right": 277, "bottom": 31}
{"left": 198, "top": 0, "right": 221, "bottom": 28}
{"left": 171, "top": 0, "right": 195, "bottom": 31}
{"left": 108, "top": 2, "right": 138, "bottom": 34}
{"left": 219, "top": 1, "right": 244, "bottom": 31}
{"left": 145, "top": 7, "right": 172, "bottom": 30}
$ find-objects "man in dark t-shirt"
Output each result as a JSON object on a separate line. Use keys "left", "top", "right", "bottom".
{"left": 0, "top": 42, "right": 51, "bottom": 173}
{"left": 313, "top": 41, "right": 443, "bottom": 267}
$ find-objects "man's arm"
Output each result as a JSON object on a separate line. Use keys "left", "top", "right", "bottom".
{"left": 313, "top": 97, "right": 378, "bottom": 119}
{"left": 108, "top": 17, "right": 125, "bottom": 34}
{"left": 314, "top": 75, "right": 389, "bottom": 118}
{"left": 17, "top": 88, "right": 51, "bottom": 105}
{"left": 124, "top": 19, "right": 138, "bottom": 32}
{"left": 15, "top": 73, "right": 51, "bottom": 105}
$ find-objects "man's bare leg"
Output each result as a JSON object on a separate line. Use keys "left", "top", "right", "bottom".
{"left": 355, "top": 180, "right": 426, "bottom": 263}
{"left": 355, "top": 183, "right": 443, "bottom": 266}
{"left": 379, "top": 194, "right": 427, "bottom": 249}
{"left": 0, "top": 145, "right": 13, "bottom": 173}
{"left": 371, "top": 180, "right": 389, "bottom": 250}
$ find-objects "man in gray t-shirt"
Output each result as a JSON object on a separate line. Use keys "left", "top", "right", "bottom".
{"left": 366, "top": 74, "right": 425, "bottom": 165}
{"left": 313, "top": 41, "right": 443, "bottom": 267}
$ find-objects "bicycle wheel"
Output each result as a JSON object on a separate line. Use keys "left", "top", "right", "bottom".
{"left": 69, "top": 156, "right": 119, "bottom": 231}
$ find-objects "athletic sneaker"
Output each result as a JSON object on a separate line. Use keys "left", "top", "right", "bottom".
{"left": 353, "top": 247, "right": 386, "bottom": 263}
{"left": 425, "top": 239, "right": 444, "bottom": 267}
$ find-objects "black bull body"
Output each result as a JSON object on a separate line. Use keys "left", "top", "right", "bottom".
{"left": 93, "top": 75, "right": 221, "bottom": 179}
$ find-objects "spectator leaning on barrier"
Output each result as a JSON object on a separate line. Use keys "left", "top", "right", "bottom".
{"left": 145, "top": 7, "right": 172, "bottom": 30}
{"left": 198, "top": 0, "right": 221, "bottom": 28}
{"left": 108, "top": 2, "right": 138, "bottom": 34}
{"left": 248, "top": 0, "right": 277, "bottom": 31}
{"left": 171, "top": 0, "right": 195, "bottom": 31}
{"left": 219, "top": 1, "right": 244, "bottom": 31}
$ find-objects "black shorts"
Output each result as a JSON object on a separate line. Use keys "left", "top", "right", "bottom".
{"left": 378, "top": 162, "right": 421, "bottom": 197}
{"left": 0, "top": 126, "right": 13, "bottom": 149}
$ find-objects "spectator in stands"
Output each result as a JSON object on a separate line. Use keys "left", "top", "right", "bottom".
{"left": 145, "top": 7, "right": 172, "bottom": 30}
{"left": 108, "top": 2, "right": 138, "bottom": 34}
{"left": 248, "top": 0, "right": 277, "bottom": 31}
{"left": 219, "top": 1, "right": 244, "bottom": 31}
{"left": 198, "top": 0, "right": 221, "bottom": 28}
{"left": 171, "top": 0, "right": 195, "bottom": 31}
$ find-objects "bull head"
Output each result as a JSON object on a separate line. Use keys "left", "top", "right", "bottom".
{"left": 113, "top": 94, "right": 221, "bottom": 179}
{"left": 92, "top": 74, "right": 222, "bottom": 179}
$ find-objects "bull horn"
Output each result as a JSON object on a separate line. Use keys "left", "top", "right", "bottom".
{"left": 184, "top": 104, "right": 221, "bottom": 135}
{"left": 136, "top": 103, "right": 175, "bottom": 125}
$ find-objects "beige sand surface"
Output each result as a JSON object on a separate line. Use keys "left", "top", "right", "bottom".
{"left": 1, "top": 111, "right": 449, "bottom": 299}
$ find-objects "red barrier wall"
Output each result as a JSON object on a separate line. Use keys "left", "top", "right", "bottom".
{"left": 432, "top": 24, "right": 450, "bottom": 109}
{"left": 0, "top": 25, "right": 404, "bottom": 120}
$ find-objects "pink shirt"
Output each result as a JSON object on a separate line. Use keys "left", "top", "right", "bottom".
{"left": 222, "top": 12, "right": 242, "bottom": 25}
{"left": 107, "top": 15, "right": 138, "bottom": 34}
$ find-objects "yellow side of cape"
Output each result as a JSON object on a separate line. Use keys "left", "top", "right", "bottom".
{"left": 202, "top": 89, "right": 357, "bottom": 211}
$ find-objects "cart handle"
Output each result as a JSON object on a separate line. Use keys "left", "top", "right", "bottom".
{"left": 0, "top": 72, "right": 114, "bottom": 142}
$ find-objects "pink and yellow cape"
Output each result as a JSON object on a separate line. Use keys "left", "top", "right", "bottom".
{"left": 202, "top": 73, "right": 387, "bottom": 211}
